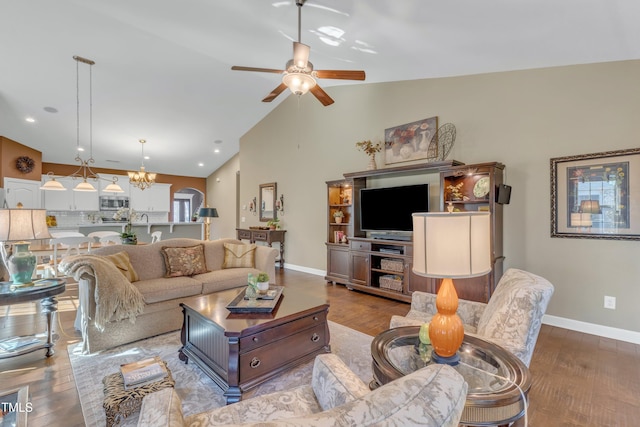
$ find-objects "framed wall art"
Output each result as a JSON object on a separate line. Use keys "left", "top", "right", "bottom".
{"left": 384, "top": 116, "right": 438, "bottom": 165}
{"left": 551, "top": 147, "right": 640, "bottom": 240}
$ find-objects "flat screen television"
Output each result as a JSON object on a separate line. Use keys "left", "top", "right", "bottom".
{"left": 359, "top": 184, "right": 429, "bottom": 234}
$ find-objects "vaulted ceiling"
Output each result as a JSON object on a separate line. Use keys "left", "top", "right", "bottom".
{"left": 1, "top": 1, "right": 638, "bottom": 177}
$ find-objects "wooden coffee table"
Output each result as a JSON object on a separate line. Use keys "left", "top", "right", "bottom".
{"left": 179, "top": 286, "right": 330, "bottom": 404}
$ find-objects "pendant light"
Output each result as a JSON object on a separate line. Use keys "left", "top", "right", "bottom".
{"left": 40, "top": 56, "right": 124, "bottom": 193}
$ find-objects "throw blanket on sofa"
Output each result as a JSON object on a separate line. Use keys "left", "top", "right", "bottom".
{"left": 61, "top": 255, "right": 145, "bottom": 330}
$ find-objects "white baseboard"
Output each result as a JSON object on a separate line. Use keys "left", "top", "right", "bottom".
{"left": 282, "top": 266, "right": 640, "bottom": 345}
{"left": 543, "top": 314, "right": 640, "bottom": 344}
{"left": 281, "top": 264, "right": 326, "bottom": 277}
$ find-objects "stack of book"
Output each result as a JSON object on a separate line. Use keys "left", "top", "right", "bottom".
{"left": 120, "top": 356, "right": 168, "bottom": 390}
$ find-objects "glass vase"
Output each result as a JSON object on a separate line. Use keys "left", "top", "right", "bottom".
{"left": 245, "top": 285, "right": 258, "bottom": 301}
{"left": 7, "top": 242, "right": 36, "bottom": 285}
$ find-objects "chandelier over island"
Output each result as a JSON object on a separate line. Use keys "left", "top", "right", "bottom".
{"left": 128, "top": 139, "right": 156, "bottom": 191}
{"left": 40, "top": 55, "right": 124, "bottom": 193}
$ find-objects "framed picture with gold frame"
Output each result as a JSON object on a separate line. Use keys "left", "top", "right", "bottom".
{"left": 551, "top": 147, "right": 640, "bottom": 240}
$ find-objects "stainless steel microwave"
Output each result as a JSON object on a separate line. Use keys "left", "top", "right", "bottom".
{"left": 99, "top": 196, "right": 130, "bottom": 211}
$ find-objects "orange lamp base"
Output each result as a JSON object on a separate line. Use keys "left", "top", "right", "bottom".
{"left": 429, "top": 277, "right": 464, "bottom": 365}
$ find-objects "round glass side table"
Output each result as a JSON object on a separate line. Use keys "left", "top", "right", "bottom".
{"left": 371, "top": 326, "right": 531, "bottom": 427}
{"left": 0, "top": 278, "right": 66, "bottom": 358}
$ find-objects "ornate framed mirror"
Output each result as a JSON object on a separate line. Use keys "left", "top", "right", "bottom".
{"left": 259, "top": 182, "right": 277, "bottom": 222}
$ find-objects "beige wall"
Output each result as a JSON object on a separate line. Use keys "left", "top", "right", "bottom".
{"left": 206, "top": 154, "right": 239, "bottom": 240}
{"left": 238, "top": 59, "right": 640, "bottom": 334}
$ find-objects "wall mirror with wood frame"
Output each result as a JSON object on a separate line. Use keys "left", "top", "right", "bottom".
{"left": 259, "top": 182, "right": 277, "bottom": 222}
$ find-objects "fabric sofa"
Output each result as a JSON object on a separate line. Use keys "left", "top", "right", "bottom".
{"left": 63, "top": 238, "right": 278, "bottom": 354}
{"left": 390, "top": 268, "right": 554, "bottom": 366}
{"left": 137, "top": 353, "right": 468, "bottom": 427}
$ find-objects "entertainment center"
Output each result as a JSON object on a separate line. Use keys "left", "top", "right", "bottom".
{"left": 325, "top": 160, "right": 505, "bottom": 303}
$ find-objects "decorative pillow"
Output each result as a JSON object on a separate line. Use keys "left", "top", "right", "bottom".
{"left": 161, "top": 244, "right": 209, "bottom": 278}
{"left": 222, "top": 243, "right": 256, "bottom": 269}
{"left": 102, "top": 251, "right": 139, "bottom": 282}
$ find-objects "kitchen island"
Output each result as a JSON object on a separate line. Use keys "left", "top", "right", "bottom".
{"left": 78, "top": 222, "right": 204, "bottom": 242}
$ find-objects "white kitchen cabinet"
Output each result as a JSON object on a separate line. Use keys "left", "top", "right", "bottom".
{"left": 4, "top": 178, "right": 42, "bottom": 208}
{"left": 130, "top": 183, "right": 171, "bottom": 212}
{"left": 42, "top": 176, "right": 99, "bottom": 211}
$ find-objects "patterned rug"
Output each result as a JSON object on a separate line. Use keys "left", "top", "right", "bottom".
{"left": 68, "top": 321, "right": 373, "bottom": 426}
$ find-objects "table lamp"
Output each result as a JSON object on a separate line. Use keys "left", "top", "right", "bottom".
{"left": 0, "top": 209, "right": 52, "bottom": 286}
{"left": 198, "top": 207, "right": 219, "bottom": 241}
{"left": 412, "top": 211, "right": 491, "bottom": 365}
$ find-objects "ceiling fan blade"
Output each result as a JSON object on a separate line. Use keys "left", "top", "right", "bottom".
{"left": 231, "top": 66, "right": 284, "bottom": 74}
{"left": 293, "top": 42, "right": 310, "bottom": 69}
{"left": 315, "top": 70, "right": 366, "bottom": 81}
{"left": 262, "top": 83, "right": 288, "bottom": 103}
{"left": 310, "top": 84, "right": 334, "bottom": 106}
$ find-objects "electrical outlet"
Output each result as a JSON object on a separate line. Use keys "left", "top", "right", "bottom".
{"left": 241, "top": 216, "right": 246, "bottom": 223}
{"left": 604, "top": 296, "right": 616, "bottom": 310}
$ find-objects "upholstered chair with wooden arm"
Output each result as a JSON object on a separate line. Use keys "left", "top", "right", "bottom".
{"left": 390, "top": 268, "right": 554, "bottom": 367}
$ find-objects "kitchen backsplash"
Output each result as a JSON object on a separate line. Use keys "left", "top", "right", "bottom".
{"left": 48, "top": 211, "right": 169, "bottom": 228}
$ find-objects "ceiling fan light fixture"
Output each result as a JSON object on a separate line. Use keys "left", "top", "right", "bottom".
{"left": 283, "top": 72, "right": 316, "bottom": 96}
{"left": 293, "top": 42, "right": 310, "bottom": 69}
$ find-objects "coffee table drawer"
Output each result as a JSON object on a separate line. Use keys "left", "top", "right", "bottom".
{"left": 240, "top": 310, "right": 327, "bottom": 352}
{"left": 239, "top": 323, "right": 327, "bottom": 383}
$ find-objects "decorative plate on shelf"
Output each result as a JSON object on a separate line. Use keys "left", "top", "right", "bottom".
{"left": 473, "top": 177, "right": 491, "bottom": 199}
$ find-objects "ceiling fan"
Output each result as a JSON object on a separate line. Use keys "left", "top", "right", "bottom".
{"left": 231, "top": 0, "right": 365, "bottom": 106}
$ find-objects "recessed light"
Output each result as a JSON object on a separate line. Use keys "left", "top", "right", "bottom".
{"left": 198, "top": 163, "right": 204, "bottom": 167}
{"left": 214, "top": 149, "right": 220, "bottom": 153}
{"left": 43, "top": 106, "right": 58, "bottom": 113}
{"left": 77, "top": 147, "right": 85, "bottom": 152}
{"left": 144, "top": 156, "right": 150, "bottom": 160}
{"left": 25, "top": 117, "right": 36, "bottom": 123}
{"left": 214, "top": 139, "right": 223, "bottom": 144}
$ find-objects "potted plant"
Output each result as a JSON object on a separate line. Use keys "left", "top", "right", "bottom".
{"left": 114, "top": 207, "right": 139, "bottom": 244}
{"left": 356, "top": 140, "right": 383, "bottom": 170}
{"left": 256, "top": 272, "right": 270, "bottom": 293}
{"left": 446, "top": 182, "right": 464, "bottom": 201}
{"left": 333, "top": 210, "right": 345, "bottom": 224}
{"left": 267, "top": 218, "right": 280, "bottom": 230}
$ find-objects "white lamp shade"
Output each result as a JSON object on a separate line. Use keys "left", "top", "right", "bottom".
{"left": 0, "top": 209, "right": 52, "bottom": 241}
{"left": 40, "top": 178, "right": 67, "bottom": 191}
{"left": 413, "top": 212, "right": 491, "bottom": 279}
{"left": 103, "top": 182, "right": 124, "bottom": 193}
{"left": 74, "top": 180, "right": 97, "bottom": 192}
{"left": 571, "top": 212, "right": 592, "bottom": 227}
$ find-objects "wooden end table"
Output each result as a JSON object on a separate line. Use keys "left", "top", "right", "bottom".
{"left": 371, "top": 326, "right": 531, "bottom": 427}
{"left": 179, "top": 286, "right": 330, "bottom": 404}
{"left": 0, "top": 279, "right": 66, "bottom": 359}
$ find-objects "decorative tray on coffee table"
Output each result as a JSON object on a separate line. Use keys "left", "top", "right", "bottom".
{"left": 226, "top": 286, "right": 284, "bottom": 313}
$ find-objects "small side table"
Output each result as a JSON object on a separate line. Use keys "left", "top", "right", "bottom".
{"left": 0, "top": 278, "right": 66, "bottom": 358}
{"left": 236, "top": 228, "right": 286, "bottom": 268}
{"left": 371, "top": 326, "right": 531, "bottom": 427}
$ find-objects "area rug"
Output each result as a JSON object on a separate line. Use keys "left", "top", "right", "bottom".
{"left": 68, "top": 321, "right": 373, "bottom": 426}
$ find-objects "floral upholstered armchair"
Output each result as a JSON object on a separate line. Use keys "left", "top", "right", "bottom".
{"left": 137, "top": 354, "right": 468, "bottom": 427}
{"left": 390, "top": 268, "right": 555, "bottom": 367}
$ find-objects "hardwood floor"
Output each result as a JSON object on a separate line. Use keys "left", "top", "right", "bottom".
{"left": 1, "top": 268, "right": 638, "bottom": 426}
